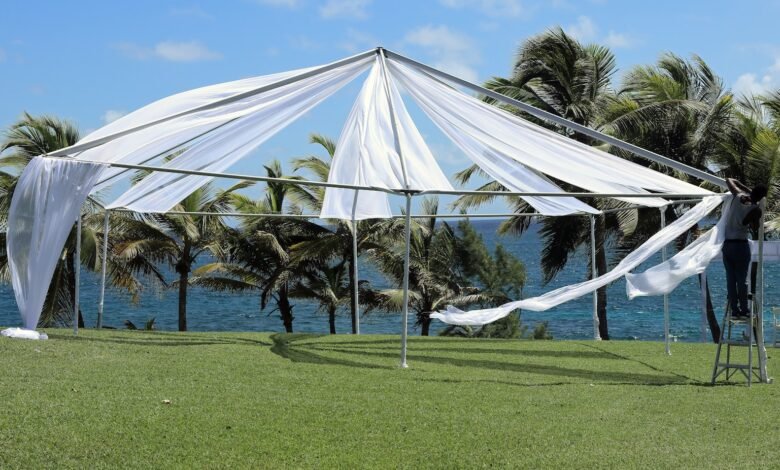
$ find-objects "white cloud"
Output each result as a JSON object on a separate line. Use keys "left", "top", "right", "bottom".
{"left": 563, "top": 16, "right": 634, "bottom": 48}
{"left": 102, "top": 110, "right": 127, "bottom": 124}
{"left": 338, "top": 29, "right": 378, "bottom": 53}
{"left": 155, "top": 41, "right": 221, "bottom": 61}
{"left": 439, "top": 0, "right": 525, "bottom": 17}
{"left": 320, "top": 0, "right": 371, "bottom": 19}
{"left": 565, "top": 15, "right": 597, "bottom": 42}
{"left": 114, "top": 41, "right": 221, "bottom": 62}
{"left": 254, "top": 0, "right": 302, "bottom": 7}
{"left": 733, "top": 73, "right": 776, "bottom": 97}
{"left": 289, "top": 35, "right": 321, "bottom": 51}
{"left": 169, "top": 6, "right": 213, "bottom": 20}
{"left": 603, "top": 31, "right": 632, "bottom": 49}
{"left": 404, "top": 25, "right": 480, "bottom": 82}
{"left": 730, "top": 52, "right": 780, "bottom": 97}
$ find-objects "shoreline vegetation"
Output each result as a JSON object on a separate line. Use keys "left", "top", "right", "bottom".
{"left": 2, "top": 330, "right": 778, "bottom": 468}
{"left": 1, "top": 28, "right": 779, "bottom": 341}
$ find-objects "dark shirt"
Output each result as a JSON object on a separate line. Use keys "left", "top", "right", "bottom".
{"left": 724, "top": 196, "right": 756, "bottom": 240}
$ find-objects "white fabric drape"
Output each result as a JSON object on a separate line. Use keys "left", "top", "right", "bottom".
{"left": 321, "top": 56, "right": 453, "bottom": 220}
{"left": 107, "top": 58, "right": 371, "bottom": 213}
{"left": 626, "top": 195, "right": 733, "bottom": 298}
{"left": 389, "top": 61, "right": 597, "bottom": 216}
{"left": 389, "top": 59, "right": 712, "bottom": 213}
{"left": 431, "top": 196, "right": 725, "bottom": 325}
{"left": 78, "top": 67, "right": 313, "bottom": 192}
{"left": 7, "top": 157, "right": 106, "bottom": 330}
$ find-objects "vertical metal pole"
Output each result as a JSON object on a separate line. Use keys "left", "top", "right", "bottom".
{"left": 400, "top": 194, "right": 412, "bottom": 368}
{"left": 97, "top": 210, "right": 110, "bottom": 329}
{"left": 699, "top": 270, "right": 708, "bottom": 343}
{"left": 379, "top": 49, "right": 413, "bottom": 367}
{"left": 351, "top": 190, "right": 361, "bottom": 335}
{"left": 661, "top": 208, "right": 671, "bottom": 355}
{"left": 756, "top": 199, "right": 768, "bottom": 382}
{"left": 73, "top": 215, "right": 82, "bottom": 336}
{"left": 589, "top": 215, "right": 600, "bottom": 340}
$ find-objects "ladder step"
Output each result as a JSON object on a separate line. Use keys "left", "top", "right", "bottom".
{"left": 717, "top": 363, "right": 752, "bottom": 370}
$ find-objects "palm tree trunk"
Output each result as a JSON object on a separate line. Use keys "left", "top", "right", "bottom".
{"left": 176, "top": 241, "right": 191, "bottom": 332}
{"left": 698, "top": 273, "right": 720, "bottom": 342}
{"left": 595, "top": 217, "right": 609, "bottom": 340}
{"left": 421, "top": 316, "right": 432, "bottom": 336}
{"left": 178, "top": 269, "right": 188, "bottom": 331}
{"left": 328, "top": 306, "right": 336, "bottom": 334}
{"left": 279, "top": 284, "right": 294, "bottom": 333}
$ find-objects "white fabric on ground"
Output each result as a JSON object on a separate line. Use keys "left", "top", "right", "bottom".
{"left": 431, "top": 195, "right": 726, "bottom": 325}
{"left": 107, "top": 58, "right": 371, "bottom": 213}
{"left": 321, "top": 56, "right": 453, "bottom": 220}
{"left": 1, "top": 328, "right": 48, "bottom": 340}
{"left": 7, "top": 157, "right": 106, "bottom": 330}
{"left": 389, "top": 59, "right": 712, "bottom": 212}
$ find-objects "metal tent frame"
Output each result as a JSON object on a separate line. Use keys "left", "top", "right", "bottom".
{"left": 53, "top": 47, "right": 768, "bottom": 382}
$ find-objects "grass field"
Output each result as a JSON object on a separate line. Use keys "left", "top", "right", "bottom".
{"left": 1, "top": 329, "right": 779, "bottom": 468}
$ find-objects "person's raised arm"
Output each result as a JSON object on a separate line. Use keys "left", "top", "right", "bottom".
{"left": 727, "top": 178, "right": 749, "bottom": 197}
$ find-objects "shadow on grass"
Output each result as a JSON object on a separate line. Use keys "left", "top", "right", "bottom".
{"left": 270, "top": 334, "right": 695, "bottom": 385}
{"left": 576, "top": 342, "right": 701, "bottom": 384}
{"left": 321, "top": 343, "right": 618, "bottom": 360}
{"left": 270, "top": 334, "right": 390, "bottom": 369}
{"left": 48, "top": 332, "right": 271, "bottom": 347}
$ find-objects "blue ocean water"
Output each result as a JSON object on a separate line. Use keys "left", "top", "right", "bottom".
{"left": 1, "top": 219, "right": 777, "bottom": 341}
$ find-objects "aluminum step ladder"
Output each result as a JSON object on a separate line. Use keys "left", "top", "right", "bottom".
{"left": 711, "top": 296, "right": 767, "bottom": 386}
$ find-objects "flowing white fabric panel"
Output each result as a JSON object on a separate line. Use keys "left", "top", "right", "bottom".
{"left": 321, "top": 56, "right": 453, "bottom": 220}
{"left": 431, "top": 195, "right": 726, "bottom": 325}
{"left": 107, "top": 58, "right": 371, "bottom": 213}
{"left": 7, "top": 157, "right": 106, "bottom": 329}
{"left": 389, "top": 60, "right": 712, "bottom": 211}
{"left": 78, "top": 68, "right": 311, "bottom": 191}
{"left": 626, "top": 195, "right": 733, "bottom": 298}
{"left": 389, "top": 64, "right": 598, "bottom": 216}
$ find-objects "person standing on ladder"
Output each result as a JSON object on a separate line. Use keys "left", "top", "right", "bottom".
{"left": 723, "top": 178, "right": 767, "bottom": 319}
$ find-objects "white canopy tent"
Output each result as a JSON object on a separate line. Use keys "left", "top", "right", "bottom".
{"left": 3, "top": 47, "right": 767, "bottom": 380}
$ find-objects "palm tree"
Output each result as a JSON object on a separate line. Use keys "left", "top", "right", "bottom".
{"left": 460, "top": 28, "right": 620, "bottom": 339}
{"left": 0, "top": 113, "right": 161, "bottom": 327}
{"left": 191, "top": 161, "right": 330, "bottom": 332}
{"left": 112, "top": 180, "right": 249, "bottom": 331}
{"left": 603, "top": 53, "right": 737, "bottom": 341}
{"left": 369, "top": 198, "right": 519, "bottom": 336}
{"left": 291, "top": 133, "right": 389, "bottom": 333}
{"left": 289, "top": 262, "right": 350, "bottom": 334}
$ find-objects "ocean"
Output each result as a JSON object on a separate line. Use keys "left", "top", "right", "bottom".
{"left": 1, "top": 219, "right": 777, "bottom": 342}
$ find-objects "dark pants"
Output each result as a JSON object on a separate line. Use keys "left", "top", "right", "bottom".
{"left": 722, "top": 240, "right": 751, "bottom": 315}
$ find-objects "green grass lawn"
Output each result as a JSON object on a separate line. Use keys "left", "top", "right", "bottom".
{"left": 1, "top": 329, "right": 779, "bottom": 468}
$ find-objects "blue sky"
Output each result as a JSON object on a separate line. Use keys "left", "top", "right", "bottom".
{"left": 2, "top": 0, "right": 780, "bottom": 211}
